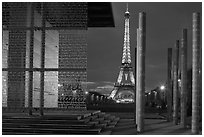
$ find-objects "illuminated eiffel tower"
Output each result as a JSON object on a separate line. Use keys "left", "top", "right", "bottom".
{"left": 109, "top": 4, "right": 135, "bottom": 102}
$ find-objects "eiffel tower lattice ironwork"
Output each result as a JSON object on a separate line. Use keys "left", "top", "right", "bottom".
{"left": 109, "top": 4, "right": 135, "bottom": 102}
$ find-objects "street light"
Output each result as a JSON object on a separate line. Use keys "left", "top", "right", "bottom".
{"left": 160, "top": 85, "right": 165, "bottom": 90}
{"left": 160, "top": 85, "right": 166, "bottom": 104}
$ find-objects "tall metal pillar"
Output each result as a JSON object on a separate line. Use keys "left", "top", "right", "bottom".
{"left": 180, "top": 29, "right": 187, "bottom": 128}
{"left": 167, "top": 48, "right": 173, "bottom": 121}
{"left": 173, "top": 40, "right": 179, "bottom": 125}
{"left": 136, "top": 12, "right": 146, "bottom": 132}
{"left": 136, "top": 28, "right": 139, "bottom": 126}
{"left": 192, "top": 12, "right": 201, "bottom": 134}
{"left": 40, "top": 2, "right": 45, "bottom": 116}
{"left": 134, "top": 47, "right": 137, "bottom": 125}
{"left": 27, "top": 3, "right": 34, "bottom": 116}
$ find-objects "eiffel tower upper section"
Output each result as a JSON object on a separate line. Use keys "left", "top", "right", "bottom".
{"left": 122, "top": 4, "right": 131, "bottom": 65}
{"left": 116, "top": 4, "right": 134, "bottom": 86}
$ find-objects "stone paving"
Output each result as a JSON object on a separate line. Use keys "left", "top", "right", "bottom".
{"left": 111, "top": 113, "right": 195, "bottom": 135}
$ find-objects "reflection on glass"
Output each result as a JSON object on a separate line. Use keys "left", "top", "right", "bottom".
{"left": 33, "top": 72, "right": 40, "bottom": 107}
{"left": 24, "top": 72, "right": 29, "bottom": 107}
{"left": 44, "top": 71, "right": 58, "bottom": 108}
{"left": 45, "top": 30, "right": 59, "bottom": 68}
{"left": 2, "top": 71, "right": 8, "bottom": 107}
{"left": 34, "top": 31, "right": 42, "bottom": 68}
{"left": 25, "top": 30, "right": 30, "bottom": 68}
{"left": 2, "top": 30, "right": 9, "bottom": 68}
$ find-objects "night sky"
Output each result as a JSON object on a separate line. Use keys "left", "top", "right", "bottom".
{"left": 87, "top": 2, "right": 201, "bottom": 95}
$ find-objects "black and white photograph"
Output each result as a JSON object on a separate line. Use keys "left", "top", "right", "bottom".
{"left": 2, "top": 1, "right": 202, "bottom": 135}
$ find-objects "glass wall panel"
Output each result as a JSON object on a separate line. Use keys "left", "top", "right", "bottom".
{"left": 25, "top": 30, "right": 31, "bottom": 68}
{"left": 2, "top": 2, "right": 88, "bottom": 111}
{"left": 44, "top": 71, "right": 58, "bottom": 108}
{"left": 45, "top": 30, "right": 59, "bottom": 68}
{"left": 33, "top": 72, "right": 40, "bottom": 108}
{"left": 24, "top": 71, "right": 29, "bottom": 107}
{"left": 2, "top": 71, "right": 8, "bottom": 107}
{"left": 34, "top": 31, "right": 42, "bottom": 68}
{"left": 34, "top": 3, "right": 42, "bottom": 27}
{"left": 2, "top": 30, "right": 9, "bottom": 68}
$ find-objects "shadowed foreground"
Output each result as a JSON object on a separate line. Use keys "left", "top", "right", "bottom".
{"left": 111, "top": 113, "right": 194, "bottom": 135}
{"left": 2, "top": 111, "right": 200, "bottom": 135}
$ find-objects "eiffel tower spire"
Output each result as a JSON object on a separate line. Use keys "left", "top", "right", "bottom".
{"left": 126, "top": 3, "right": 128, "bottom": 12}
{"left": 109, "top": 4, "right": 135, "bottom": 101}
{"left": 122, "top": 3, "right": 131, "bottom": 64}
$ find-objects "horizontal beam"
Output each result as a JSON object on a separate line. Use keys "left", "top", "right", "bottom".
{"left": 2, "top": 68, "right": 86, "bottom": 72}
{"left": 3, "top": 26, "right": 87, "bottom": 31}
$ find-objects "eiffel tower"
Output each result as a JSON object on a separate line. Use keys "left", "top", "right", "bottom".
{"left": 109, "top": 4, "right": 135, "bottom": 102}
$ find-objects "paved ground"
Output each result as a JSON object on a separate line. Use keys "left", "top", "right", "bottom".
{"left": 111, "top": 113, "right": 196, "bottom": 135}
{"left": 141, "top": 119, "right": 192, "bottom": 135}
{"left": 2, "top": 110, "right": 99, "bottom": 117}
{"left": 2, "top": 111, "right": 201, "bottom": 135}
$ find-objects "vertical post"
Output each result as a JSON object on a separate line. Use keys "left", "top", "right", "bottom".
{"left": 198, "top": 20, "right": 202, "bottom": 132}
{"left": 134, "top": 47, "right": 137, "bottom": 125}
{"left": 28, "top": 3, "right": 34, "bottom": 115}
{"left": 180, "top": 29, "right": 187, "bottom": 128}
{"left": 40, "top": 2, "right": 45, "bottom": 116}
{"left": 192, "top": 12, "right": 200, "bottom": 134}
{"left": 173, "top": 40, "right": 179, "bottom": 125}
{"left": 137, "top": 12, "right": 146, "bottom": 132}
{"left": 167, "top": 48, "right": 173, "bottom": 121}
{"left": 136, "top": 28, "right": 139, "bottom": 126}
{"left": 171, "top": 60, "right": 174, "bottom": 115}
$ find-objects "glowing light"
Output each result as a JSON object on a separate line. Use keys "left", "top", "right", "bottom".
{"left": 160, "top": 85, "right": 165, "bottom": 90}
{"left": 85, "top": 91, "right": 88, "bottom": 95}
{"left": 58, "top": 84, "right": 62, "bottom": 87}
{"left": 72, "top": 90, "right": 77, "bottom": 94}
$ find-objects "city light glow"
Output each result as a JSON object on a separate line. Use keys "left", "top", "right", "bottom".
{"left": 160, "top": 85, "right": 165, "bottom": 90}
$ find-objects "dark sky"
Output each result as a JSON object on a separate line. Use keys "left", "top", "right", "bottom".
{"left": 87, "top": 2, "right": 201, "bottom": 94}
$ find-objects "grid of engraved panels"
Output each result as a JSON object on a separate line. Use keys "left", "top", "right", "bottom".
{"left": 2, "top": 2, "right": 88, "bottom": 110}
{"left": 3, "top": 30, "right": 27, "bottom": 109}
{"left": 2, "top": 3, "right": 30, "bottom": 109}
{"left": 58, "top": 71, "right": 87, "bottom": 97}
{"left": 44, "top": 2, "right": 87, "bottom": 27}
{"left": 3, "top": 3, "right": 27, "bottom": 27}
{"left": 58, "top": 71, "right": 87, "bottom": 89}
{"left": 7, "top": 71, "right": 25, "bottom": 108}
{"left": 59, "top": 30, "right": 87, "bottom": 68}
{"left": 8, "top": 31, "right": 27, "bottom": 68}
{"left": 58, "top": 71, "right": 87, "bottom": 108}
{"left": 3, "top": 30, "right": 31, "bottom": 69}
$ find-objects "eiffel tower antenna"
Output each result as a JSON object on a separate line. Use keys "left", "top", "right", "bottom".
{"left": 126, "top": 3, "right": 128, "bottom": 12}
